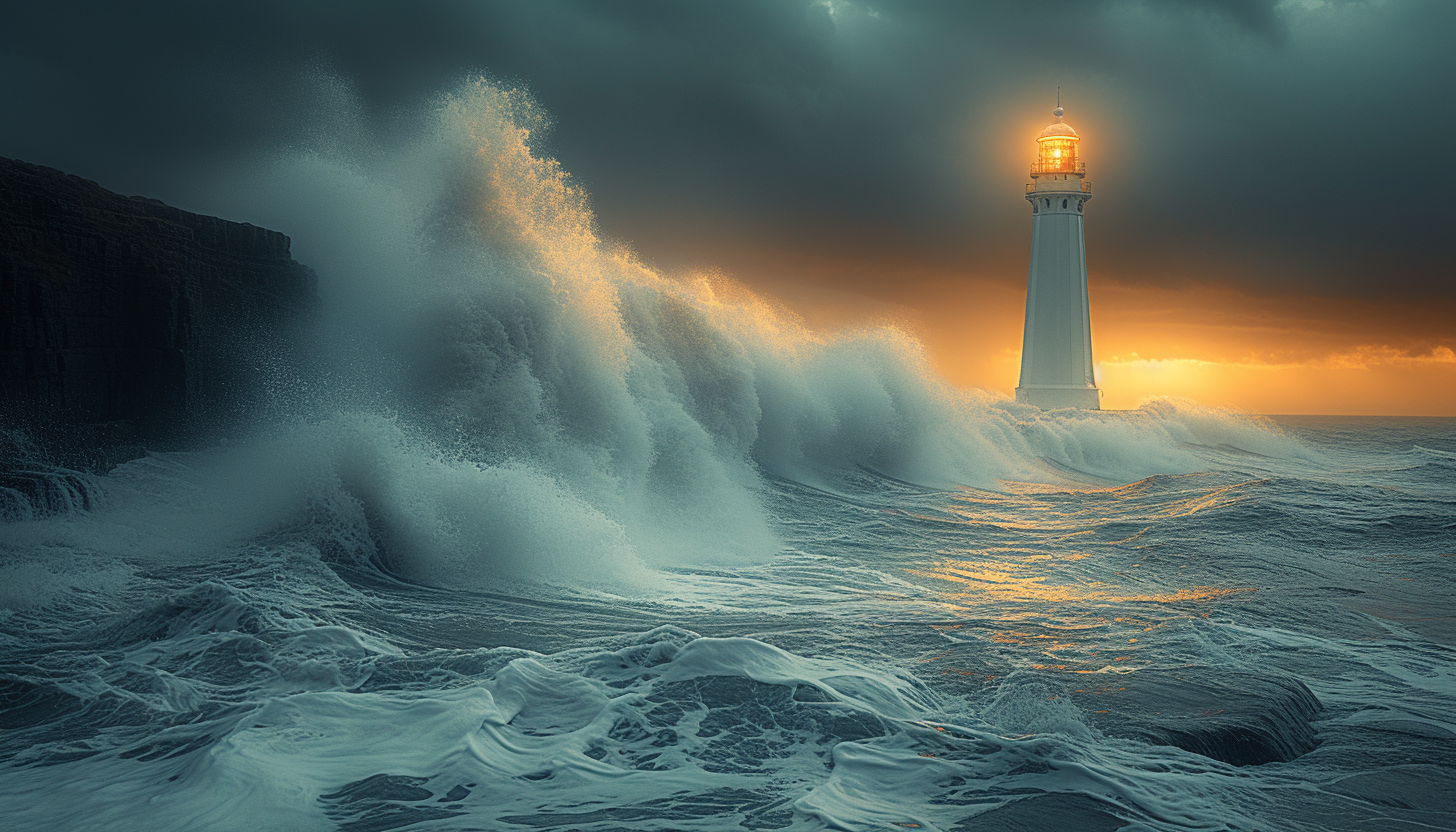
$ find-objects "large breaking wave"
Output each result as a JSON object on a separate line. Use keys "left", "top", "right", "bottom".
{"left": 6, "top": 77, "right": 1309, "bottom": 591}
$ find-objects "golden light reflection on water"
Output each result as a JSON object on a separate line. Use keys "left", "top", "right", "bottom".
{"left": 907, "top": 476, "right": 1259, "bottom": 676}
{"left": 973, "top": 475, "right": 1256, "bottom": 513}
{"left": 914, "top": 554, "right": 1255, "bottom": 673}
{"left": 923, "top": 560, "right": 1249, "bottom": 606}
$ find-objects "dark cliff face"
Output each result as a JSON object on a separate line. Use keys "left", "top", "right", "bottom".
{"left": 0, "top": 156, "right": 317, "bottom": 452}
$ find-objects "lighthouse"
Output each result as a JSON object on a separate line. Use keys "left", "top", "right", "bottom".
{"left": 1015, "top": 101, "right": 1100, "bottom": 410}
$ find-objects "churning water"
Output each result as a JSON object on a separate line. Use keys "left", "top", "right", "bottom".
{"left": 2, "top": 80, "right": 1453, "bottom": 831}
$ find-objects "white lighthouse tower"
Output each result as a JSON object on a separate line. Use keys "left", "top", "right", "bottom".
{"left": 1015, "top": 100, "right": 1100, "bottom": 409}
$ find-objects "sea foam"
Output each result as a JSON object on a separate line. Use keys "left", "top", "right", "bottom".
{"left": 13, "top": 76, "right": 1311, "bottom": 591}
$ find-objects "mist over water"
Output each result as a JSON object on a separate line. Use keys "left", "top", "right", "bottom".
{"left": 184, "top": 77, "right": 1304, "bottom": 587}
{"left": 2, "top": 78, "right": 1452, "bottom": 831}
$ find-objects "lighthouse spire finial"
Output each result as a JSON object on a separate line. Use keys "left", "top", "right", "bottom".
{"left": 1053, "top": 87, "right": 1063, "bottom": 120}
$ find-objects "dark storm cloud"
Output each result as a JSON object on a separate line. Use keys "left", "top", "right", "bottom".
{"left": 3, "top": 0, "right": 1451, "bottom": 300}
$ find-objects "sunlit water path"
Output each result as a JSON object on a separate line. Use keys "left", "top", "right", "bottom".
{"left": 2, "top": 416, "right": 1451, "bottom": 831}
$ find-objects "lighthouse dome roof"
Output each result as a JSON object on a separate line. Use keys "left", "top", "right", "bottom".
{"left": 1037, "top": 120, "right": 1079, "bottom": 140}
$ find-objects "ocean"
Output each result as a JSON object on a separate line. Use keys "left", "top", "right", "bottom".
{"left": 2, "top": 79, "right": 1453, "bottom": 832}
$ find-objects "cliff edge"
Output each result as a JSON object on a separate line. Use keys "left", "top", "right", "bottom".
{"left": 0, "top": 156, "right": 317, "bottom": 452}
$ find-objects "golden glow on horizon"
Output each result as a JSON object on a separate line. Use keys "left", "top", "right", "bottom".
{"left": 1091, "top": 347, "right": 1456, "bottom": 413}
{"left": 683, "top": 241, "right": 1456, "bottom": 416}
{"left": 761, "top": 266, "right": 1456, "bottom": 416}
{"left": 663, "top": 101, "right": 1453, "bottom": 416}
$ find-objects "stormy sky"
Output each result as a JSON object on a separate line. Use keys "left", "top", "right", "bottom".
{"left": 4, "top": 0, "right": 1453, "bottom": 410}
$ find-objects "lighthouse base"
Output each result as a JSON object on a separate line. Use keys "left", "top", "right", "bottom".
{"left": 1016, "top": 386, "right": 1100, "bottom": 410}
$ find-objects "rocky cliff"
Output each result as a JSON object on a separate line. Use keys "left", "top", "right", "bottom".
{"left": 0, "top": 157, "right": 317, "bottom": 452}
